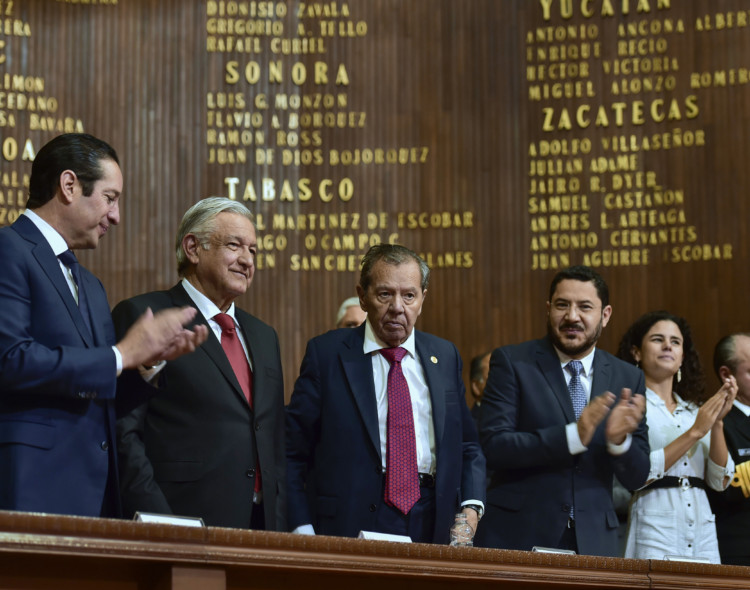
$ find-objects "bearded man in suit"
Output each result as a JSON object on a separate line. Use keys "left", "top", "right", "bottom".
{"left": 475, "top": 265, "right": 649, "bottom": 556}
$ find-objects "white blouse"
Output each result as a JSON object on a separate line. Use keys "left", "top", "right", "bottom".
{"left": 624, "top": 389, "right": 734, "bottom": 563}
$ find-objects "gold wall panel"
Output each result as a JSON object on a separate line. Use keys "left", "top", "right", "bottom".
{"left": 1, "top": 0, "right": 748, "bottom": 399}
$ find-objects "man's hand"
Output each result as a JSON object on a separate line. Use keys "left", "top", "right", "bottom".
{"left": 459, "top": 507, "right": 479, "bottom": 536}
{"left": 577, "top": 392, "right": 615, "bottom": 447}
{"left": 155, "top": 323, "right": 210, "bottom": 363}
{"left": 716, "top": 376, "right": 738, "bottom": 422}
{"left": 116, "top": 307, "right": 209, "bottom": 370}
{"left": 605, "top": 388, "right": 645, "bottom": 445}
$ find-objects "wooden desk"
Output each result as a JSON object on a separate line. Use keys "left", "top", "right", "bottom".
{"left": 0, "top": 511, "right": 747, "bottom": 589}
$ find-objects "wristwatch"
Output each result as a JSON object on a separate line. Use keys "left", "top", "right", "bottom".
{"left": 464, "top": 504, "right": 484, "bottom": 521}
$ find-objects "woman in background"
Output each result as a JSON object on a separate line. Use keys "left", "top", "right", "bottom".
{"left": 617, "top": 310, "right": 737, "bottom": 563}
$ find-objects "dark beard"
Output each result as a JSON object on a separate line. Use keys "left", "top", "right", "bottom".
{"left": 547, "top": 317, "right": 603, "bottom": 357}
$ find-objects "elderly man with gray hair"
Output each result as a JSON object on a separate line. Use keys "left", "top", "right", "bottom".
{"left": 336, "top": 296, "right": 366, "bottom": 329}
{"left": 113, "top": 197, "right": 286, "bottom": 530}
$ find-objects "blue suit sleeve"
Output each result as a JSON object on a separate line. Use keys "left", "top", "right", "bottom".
{"left": 0, "top": 239, "right": 116, "bottom": 400}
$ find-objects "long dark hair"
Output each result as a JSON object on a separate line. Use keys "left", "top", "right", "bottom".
{"left": 616, "top": 310, "right": 706, "bottom": 405}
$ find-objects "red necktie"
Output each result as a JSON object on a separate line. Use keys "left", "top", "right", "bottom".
{"left": 214, "top": 313, "right": 261, "bottom": 494}
{"left": 214, "top": 313, "right": 253, "bottom": 407}
{"left": 380, "top": 347, "right": 420, "bottom": 514}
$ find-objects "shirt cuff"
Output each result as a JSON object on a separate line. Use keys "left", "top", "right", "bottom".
{"left": 293, "top": 524, "right": 316, "bottom": 535}
{"left": 645, "top": 448, "right": 666, "bottom": 482}
{"left": 607, "top": 433, "right": 632, "bottom": 456}
{"left": 566, "top": 422, "right": 587, "bottom": 455}
{"left": 139, "top": 360, "right": 167, "bottom": 383}
{"left": 460, "top": 500, "right": 485, "bottom": 518}
{"left": 112, "top": 346, "right": 123, "bottom": 376}
{"left": 706, "top": 454, "right": 735, "bottom": 491}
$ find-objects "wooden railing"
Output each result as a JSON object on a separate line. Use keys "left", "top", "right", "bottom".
{"left": 0, "top": 511, "right": 748, "bottom": 589}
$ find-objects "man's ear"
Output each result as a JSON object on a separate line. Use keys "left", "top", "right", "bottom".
{"left": 182, "top": 234, "right": 201, "bottom": 264}
{"left": 718, "top": 366, "right": 733, "bottom": 381}
{"left": 59, "top": 170, "right": 78, "bottom": 204}
{"left": 356, "top": 284, "right": 367, "bottom": 312}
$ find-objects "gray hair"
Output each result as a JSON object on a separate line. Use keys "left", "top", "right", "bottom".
{"left": 175, "top": 197, "right": 254, "bottom": 276}
{"left": 359, "top": 244, "right": 430, "bottom": 292}
{"left": 336, "top": 296, "right": 361, "bottom": 326}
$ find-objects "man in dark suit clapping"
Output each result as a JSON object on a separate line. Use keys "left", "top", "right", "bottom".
{"left": 0, "top": 134, "right": 206, "bottom": 518}
{"left": 475, "top": 265, "right": 649, "bottom": 556}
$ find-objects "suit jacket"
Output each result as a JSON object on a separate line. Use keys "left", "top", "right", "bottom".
{"left": 286, "top": 325, "right": 485, "bottom": 544}
{"left": 0, "top": 215, "right": 142, "bottom": 517}
{"left": 475, "top": 337, "right": 649, "bottom": 556}
{"left": 707, "top": 405, "right": 750, "bottom": 563}
{"left": 112, "top": 283, "right": 286, "bottom": 530}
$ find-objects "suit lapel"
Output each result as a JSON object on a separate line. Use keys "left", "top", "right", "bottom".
{"left": 341, "top": 326, "right": 381, "bottom": 461}
{"left": 169, "top": 283, "right": 250, "bottom": 410}
{"left": 590, "top": 349, "right": 611, "bottom": 399}
{"left": 14, "top": 216, "right": 95, "bottom": 347}
{"left": 237, "top": 311, "right": 264, "bottom": 413}
{"left": 536, "top": 338, "right": 576, "bottom": 423}
{"left": 416, "top": 333, "right": 446, "bottom": 448}
{"left": 80, "top": 269, "right": 109, "bottom": 346}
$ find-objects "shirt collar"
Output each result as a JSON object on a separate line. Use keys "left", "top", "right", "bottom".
{"left": 362, "top": 317, "right": 417, "bottom": 358}
{"left": 734, "top": 398, "right": 750, "bottom": 417}
{"left": 554, "top": 346, "right": 595, "bottom": 377}
{"left": 181, "top": 278, "right": 236, "bottom": 323}
{"left": 23, "top": 209, "right": 69, "bottom": 256}
{"left": 645, "top": 387, "right": 690, "bottom": 409}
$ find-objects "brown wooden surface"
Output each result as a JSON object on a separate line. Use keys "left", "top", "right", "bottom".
{"left": 0, "top": 1, "right": 748, "bottom": 403}
{"left": 0, "top": 511, "right": 748, "bottom": 590}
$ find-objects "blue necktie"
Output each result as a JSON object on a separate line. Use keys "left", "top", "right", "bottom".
{"left": 58, "top": 249, "right": 92, "bottom": 336}
{"left": 566, "top": 360, "right": 587, "bottom": 420}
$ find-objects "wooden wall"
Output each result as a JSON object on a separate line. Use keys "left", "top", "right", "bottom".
{"left": 1, "top": 0, "right": 749, "bottom": 400}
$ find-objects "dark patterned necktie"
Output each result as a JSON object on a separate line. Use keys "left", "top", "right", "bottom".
{"left": 566, "top": 360, "right": 587, "bottom": 420}
{"left": 58, "top": 249, "right": 92, "bottom": 336}
{"left": 380, "top": 346, "right": 420, "bottom": 514}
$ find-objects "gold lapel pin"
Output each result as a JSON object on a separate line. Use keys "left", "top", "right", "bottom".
{"left": 430, "top": 356, "right": 438, "bottom": 364}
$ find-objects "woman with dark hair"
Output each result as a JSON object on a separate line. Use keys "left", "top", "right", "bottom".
{"left": 617, "top": 310, "right": 737, "bottom": 562}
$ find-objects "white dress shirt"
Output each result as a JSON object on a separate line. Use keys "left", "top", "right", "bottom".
{"left": 555, "top": 346, "right": 631, "bottom": 456}
{"left": 181, "top": 278, "right": 252, "bottom": 369}
{"left": 362, "top": 320, "right": 435, "bottom": 473}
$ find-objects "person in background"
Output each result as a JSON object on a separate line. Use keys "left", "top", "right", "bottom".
{"left": 708, "top": 333, "right": 750, "bottom": 565}
{"left": 286, "top": 244, "right": 485, "bottom": 543}
{"left": 0, "top": 133, "right": 206, "bottom": 518}
{"left": 469, "top": 351, "right": 491, "bottom": 424}
{"left": 476, "top": 265, "right": 648, "bottom": 556}
{"left": 113, "top": 198, "right": 286, "bottom": 530}
{"left": 336, "top": 296, "right": 367, "bottom": 328}
{"left": 617, "top": 310, "right": 736, "bottom": 563}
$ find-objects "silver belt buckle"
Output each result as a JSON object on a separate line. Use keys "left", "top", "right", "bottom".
{"left": 678, "top": 476, "right": 690, "bottom": 489}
